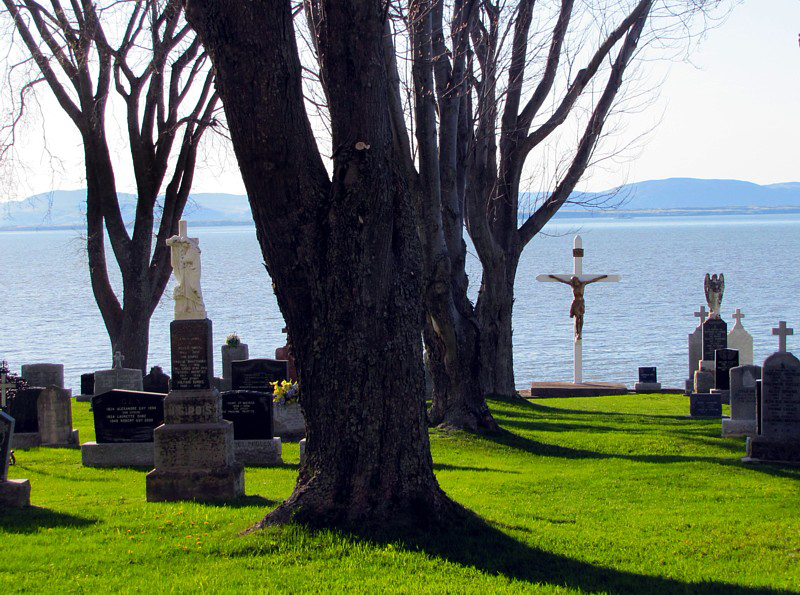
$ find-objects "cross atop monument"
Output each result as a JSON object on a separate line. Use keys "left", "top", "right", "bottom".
{"left": 113, "top": 351, "right": 125, "bottom": 369}
{"left": 732, "top": 308, "right": 745, "bottom": 327}
{"left": 536, "top": 235, "right": 621, "bottom": 383}
{"left": 772, "top": 321, "right": 794, "bottom": 353}
{"left": 694, "top": 305, "right": 708, "bottom": 325}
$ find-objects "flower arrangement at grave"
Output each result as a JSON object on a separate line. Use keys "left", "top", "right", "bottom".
{"left": 271, "top": 380, "right": 299, "bottom": 405}
{"left": 225, "top": 333, "right": 241, "bottom": 347}
{"left": 0, "top": 360, "right": 27, "bottom": 412}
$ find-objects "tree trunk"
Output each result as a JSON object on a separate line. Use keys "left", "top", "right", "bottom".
{"left": 186, "top": 0, "right": 460, "bottom": 528}
{"left": 475, "top": 250, "right": 521, "bottom": 397}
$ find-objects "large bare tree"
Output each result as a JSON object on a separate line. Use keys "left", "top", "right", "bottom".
{"left": 1, "top": 0, "right": 219, "bottom": 371}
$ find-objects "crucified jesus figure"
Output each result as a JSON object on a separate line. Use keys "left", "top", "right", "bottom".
{"left": 548, "top": 275, "right": 608, "bottom": 340}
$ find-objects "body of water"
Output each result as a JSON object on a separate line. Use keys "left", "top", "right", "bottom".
{"left": 1, "top": 214, "right": 799, "bottom": 392}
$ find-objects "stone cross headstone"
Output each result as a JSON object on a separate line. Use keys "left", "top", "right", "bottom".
{"left": 20, "top": 363, "right": 64, "bottom": 389}
{"left": 772, "top": 320, "right": 794, "bottom": 353}
{"left": 744, "top": 324, "right": 799, "bottom": 464}
{"left": 0, "top": 370, "right": 14, "bottom": 409}
{"left": 536, "top": 235, "right": 621, "bottom": 383}
{"left": 686, "top": 306, "right": 708, "bottom": 393}
{"left": 722, "top": 364, "right": 761, "bottom": 437}
{"left": 113, "top": 352, "right": 124, "bottom": 369}
{"left": 727, "top": 308, "right": 754, "bottom": 366}
{"left": 37, "top": 386, "right": 78, "bottom": 447}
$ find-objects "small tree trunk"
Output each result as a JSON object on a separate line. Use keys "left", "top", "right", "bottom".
{"left": 475, "top": 252, "right": 521, "bottom": 398}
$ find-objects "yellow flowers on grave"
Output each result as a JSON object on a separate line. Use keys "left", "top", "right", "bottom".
{"left": 271, "top": 379, "right": 299, "bottom": 405}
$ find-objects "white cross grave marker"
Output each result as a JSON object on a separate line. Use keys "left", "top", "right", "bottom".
{"left": 732, "top": 308, "right": 745, "bottom": 327}
{"left": 536, "top": 235, "right": 621, "bottom": 383}
{"left": 772, "top": 321, "right": 794, "bottom": 353}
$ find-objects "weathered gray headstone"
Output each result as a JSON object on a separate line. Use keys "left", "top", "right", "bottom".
{"left": 221, "top": 342, "right": 249, "bottom": 392}
{"left": 745, "top": 322, "right": 799, "bottom": 464}
{"left": 37, "top": 386, "right": 79, "bottom": 447}
{"left": 94, "top": 368, "right": 144, "bottom": 396}
{"left": 0, "top": 411, "right": 31, "bottom": 508}
{"left": 20, "top": 363, "right": 64, "bottom": 389}
{"left": 722, "top": 365, "right": 761, "bottom": 437}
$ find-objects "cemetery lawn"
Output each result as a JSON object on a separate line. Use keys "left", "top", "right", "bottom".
{"left": 2, "top": 395, "right": 799, "bottom": 593}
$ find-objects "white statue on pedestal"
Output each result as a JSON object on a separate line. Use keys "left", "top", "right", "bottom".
{"left": 167, "top": 220, "right": 206, "bottom": 320}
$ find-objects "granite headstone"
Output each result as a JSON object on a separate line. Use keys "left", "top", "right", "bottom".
{"left": 722, "top": 365, "right": 761, "bottom": 437}
{"left": 231, "top": 359, "right": 288, "bottom": 393}
{"left": 20, "top": 363, "right": 64, "bottom": 389}
{"left": 170, "top": 319, "right": 214, "bottom": 390}
{"left": 142, "top": 366, "right": 170, "bottom": 394}
{"left": 80, "top": 373, "right": 95, "bottom": 397}
{"left": 714, "top": 348, "right": 739, "bottom": 391}
{"left": 37, "top": 386, "right": 78, "bottom": 447}
{"left": 0, "top": 411, "right": 12, "bottom": 481}
{"left": 8, "top": 388, "right": 41, "bottom": 434}
{"left": 221, "top": 390, "right": 273, "bottom": 440}
{"left": 702, "top": 318, "right": 727, "bottom": 362}
{"left": 93, "top": 390, "right": 165, "bottom": 443}
{"left": 690, "top": 393, "right": 722, "bottom": 418}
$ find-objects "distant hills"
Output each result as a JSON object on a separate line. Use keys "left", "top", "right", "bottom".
{"left": 2, "top": 178, "right": 800, "bottom": 230}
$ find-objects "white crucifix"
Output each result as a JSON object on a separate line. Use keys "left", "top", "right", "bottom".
{"left": 772, "top": 321, "right": 794, "bottom": 353}
{"left": 536, "top": 235, "right": 621, "bottom": 384}
{"left": 731, "top": 308, "right": 745, "bottom": 328}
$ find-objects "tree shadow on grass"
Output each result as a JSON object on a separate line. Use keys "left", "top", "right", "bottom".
{"left": 355, "top": 513, "right": 788, "bottom": 594}
{"left": 201, "top": 495, "right": 280, "bottom": 509}
{"left": 433, "top": 463, "right": 520, "bottom": 474}
{"left": 0, "top": 506, "right": 97, "bottom": 534}
{"left": 484, "top": 428, "right": 800, "bottom": 481}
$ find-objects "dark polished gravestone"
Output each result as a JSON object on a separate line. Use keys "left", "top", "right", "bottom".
{"left": 82, "top": 390, "right": 166, "bottom": 467}
{"left": 93, "top": 390, "right": 166, "bottom": 443}
{"left": 702, "top": 318, "right": 728, "bottom": 362}
{"left": 714, "top": 348, "right": 739, "bottom": 391}
{"left": 0, "top": 411, "right": 31, "bottom": 507}
{"left": 80, "top": 373, "right": 95, "bottom": 397}
{"left": 221, "top": 390, "right": 273, "bottom": 441}
{"left": 745, "top": 351, "right": 800, "bottom": 464}
{"left": 7, "top": 388, "right": 41, "bottom": 434}
{"left": 690, "top": 393, "right": 722, "bottom": 418}
{"left": 170, "top": 319, "right": 214, "bottom": 390}
{"left": 634, "top": 366, "right": 661, "bottom": 393}
{"left": 231, "top": 359, "right": 288, "bottom": 393}
{"left": 143, "top": 366, "right": 170, "bottom": 394}
{"left": 639, "top": 367, "right": 657, "bottom": 384}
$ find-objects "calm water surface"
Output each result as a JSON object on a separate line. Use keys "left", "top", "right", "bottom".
{"left": 1, "top": 214, "right": 798, "bottom": 391}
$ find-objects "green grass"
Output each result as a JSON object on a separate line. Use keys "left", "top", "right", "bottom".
{"left": 1, "top": 394, "right": 799, "bottom": 593}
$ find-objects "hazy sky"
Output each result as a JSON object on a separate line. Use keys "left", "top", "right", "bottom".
{"left": 3, "top": 0, "right": 798, "bottom": 200}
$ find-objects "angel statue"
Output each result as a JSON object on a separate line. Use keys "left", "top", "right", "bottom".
{"left": 704, "top": 273, "right": 725, "bottom": 319}
{"left": 167, "top": 221, "right": 207, "bottom": 320}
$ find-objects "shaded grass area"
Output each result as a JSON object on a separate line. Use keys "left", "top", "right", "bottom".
{"left": 1, "top": 394, "right": 798, "bottom": 593}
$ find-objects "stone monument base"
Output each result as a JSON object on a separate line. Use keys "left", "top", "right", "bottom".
{"left": 721, "top": 419, "right": 756, "bottom": 438}
{"left": 634, "top": 382, "right": 662, "bottom": 393}
{"left": 529, "top": 382, "right": 628, "bottom": 398}
{"left": 234, "top": 438, "right": 282, "bottom": 466}
{"left": 146, "top": 464, "right": 244, "bottom": 502}
{"left": 11, "top": 433, "right": 41, "bottom": 450}
{"left": 0, "top": 479, "right": 31, "bottom": 508}
{"left": 42, "top": 429, "right": 80, "bottom": 449}
{"left": 743, "top": 437, "right": 800, "bottom": 466}
{"left": 710, "top": 388, "right": 730, "bottom": 405}
{"left": 82, "top": 442, "right": 154, "bottom": 468}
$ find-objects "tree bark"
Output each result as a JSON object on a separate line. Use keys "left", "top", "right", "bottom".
{"left": 186, "top": 0, "right": 459, "bottom": 528}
